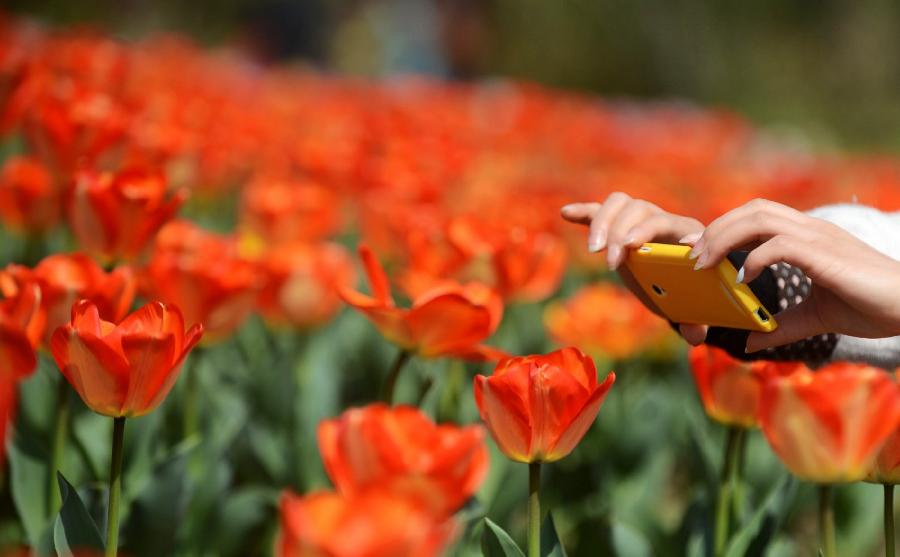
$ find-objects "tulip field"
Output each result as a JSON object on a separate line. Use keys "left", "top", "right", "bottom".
{"left": 6, "top": 12, "right": 900, "bottom": 557}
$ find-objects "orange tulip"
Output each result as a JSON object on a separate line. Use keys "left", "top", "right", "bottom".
{"left": 256, "top": 242, "right": 355, "bottom": 330}
{"left": 688, "top": 346, "right": 802, "bottom": 428}
{"left": 544, "top": 283, "right": 676, "bottom": 360}
{"left": 869, "top": 372, "right": 900, "bottom": 484}
{"left": 2, "top": 254, "right": 135, "bottom": 346}
{"left": 0, "top": 276, "right": 43, "bottom": 466}
{"left": 400, "top": 215, "right": 567, "bottom": 303}
{"left": 339, "top": 245, "right": 504, "bottom": 361}
{"left": 50, "top": 299, "right": 203, "bottom": 418}
{"left": 474, "top": 347, "right": 615, "bottom": 463}
{"left": 0, "top": 155, "right": 59, "bottom": 232}
{"left": 68, "top": 166, "right": 185, "bottom": 262}
{"left": 277, "top": 489, "right": 455, "bottom": 557}
{"left": 141, "top": 220, "right": 258, "bottom": 342}
{"left": 758, "top": 362, "right": 900, "bottom": 483}
{"left": 318, "top": 404, "right": 488, "bottom": 515}
{"left": 239, "top": 176, "right": 342, "bottom": 247}
{"left": 0, "top": 272, "right": 46, "bottom": 360}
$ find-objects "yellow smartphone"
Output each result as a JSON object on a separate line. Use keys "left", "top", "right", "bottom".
{"left": 623, "top": 243, "right": 777, "bottom": 332}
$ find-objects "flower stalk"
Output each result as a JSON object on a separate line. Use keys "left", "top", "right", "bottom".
{"left": 106, "top": 417, "right": 126, "bottom": 557}
{"left": 886, "top": 484, "right": 895, "bottom": 557}
{"left": 818, "top": 484, "right": 836, "bottom": 557}
{"left": 382, "top": 350, "right": 411, "bottom": 405}
{"left": 714, "top": 426, "right": 744, "bottom": 556}
{"left": 529, "top": 461, "right": 541, "bottom": 557}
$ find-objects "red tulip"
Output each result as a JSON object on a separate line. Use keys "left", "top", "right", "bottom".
{"left": 0, "top": 274, "right": 43, "bottom": 467}
{"left": 545, "top": 283, "right": 675, "bottom": 360}
{"left": 474, "top": 347, "right": 615, "bottom": 463}
{"left": 277, "top": 489, "right": 455, "bottom": 557}
{"left": 339, "top": 245, "right": 504, "bottom": 361}
{"left": 400, "top": 215, "right": 567, "bottom": 303}
{"left": 0, "top": 155, "right": 59, "bottom": 232}
{"left": 318, "top": 404, "right": 488, "bottom": 515}
{"left": 0, "top": 271, "right": 46, "bottom": 357}
{"left": 239, "top": 176, "right": 342, "bottom": 247}
{"left": 50, "top": 299, "right": 203, "bottom": 418}
{"left": 688, "top": 345, "right": 802, "bottom": 428}
{"left": 256, "top": 242, "right": 355, "bottom": 330}
{"left": 68, "top": 166, "right": 185, "bottom": 262}
{"left": 2, "top": 253, "right": 135, "bottom": 346}
{"left": 141, "top": 220, "right": 258, "bottom": 342}
{"left": 869, "top": 372, "right": 900, "bottom": 484}
{"left": 758, "top": 362, "right": 900, "bottom": 483}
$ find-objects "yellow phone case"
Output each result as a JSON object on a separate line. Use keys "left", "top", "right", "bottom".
{"left": 623, "top": 243, "right": 777, "bottom": 332}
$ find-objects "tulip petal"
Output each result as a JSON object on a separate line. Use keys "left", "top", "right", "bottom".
{"left": 120, "top": 332, "right": 178, "bottom": 417}
{"left": 358, "top": 245, "right": 393, "bottom": 305}
{"left": 546, "top": 372, "right": 615, "bottom": 461}
{"left": 407, "top": 294, "right": 492, "bottom": 357}
{"left": 474, "top": 374, "right": 532, "bottom": 462}
{"left": 528, "top": 362, "right": 593, "bottom": 460}
{"left": 50, "top": 324, "right": 130, "bottom": 417}
{"left": 0, "top": 324, "right": 36, "bottom": 379}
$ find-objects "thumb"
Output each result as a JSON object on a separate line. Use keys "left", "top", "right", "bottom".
{"left": 746, "top": 301, "right": 825, "bottom": 353}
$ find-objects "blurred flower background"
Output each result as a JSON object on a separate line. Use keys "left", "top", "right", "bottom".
{"left": 2, "top": 1, "right": 900, "bottom": 557}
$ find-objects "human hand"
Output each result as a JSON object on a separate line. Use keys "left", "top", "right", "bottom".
{"left": 561, "top": 192, "right": 708, "bottom": 344}
{"left": 689, "top": 199, "right": 900, "bottom": 352}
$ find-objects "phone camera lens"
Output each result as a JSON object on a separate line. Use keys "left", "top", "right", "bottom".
{"left": 755, "top": 307, "right": 769, "bottom": 322}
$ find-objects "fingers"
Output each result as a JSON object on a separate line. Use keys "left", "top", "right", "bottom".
{"left": 692, "top": 214, "right": 812, "bottom": 271}
{"left": 622, "top": 214, "right": 703, "bottom": 249}
{"left": 691, "top": 200, "right": 809, "bottom": 269}
{"left": 587, "top": 192, "right": 632, "bottom": 253}
{"left": 605, "top": 199, "right": 658, "bottom": 269}
{"left": 738, "top": 235, "right": 820, "bottom": 284}
{"left": 679, "top": 323, "right": 708, "bottom": 345}
{"left": 560, "top": 202, "right": 602, "bottom": 225}
{"left": 745, "top": 301, "right": 827, "bottom": 352}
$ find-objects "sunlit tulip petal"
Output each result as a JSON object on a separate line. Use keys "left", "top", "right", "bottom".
{"left": 50, "top": 299, "right": 203, "bottom": 418}
{"left": 475, "top": 347, "right": 614, "bottom": 463}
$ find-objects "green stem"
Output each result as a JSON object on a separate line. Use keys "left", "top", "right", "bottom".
{"left": 886, "top": 484, "right": 895, "bottom": 557}
{"left": 47, "top": 378, "right": 70, "bottom": 516}
{"left": 106, "top": 417, "right": 126, "bottom": 557}
{"left": 818, "top": 484, "right": 836, "bottom": 557}
{"left": 529, "top": 461, "right": 541, "bottom": 557}
{"left": 381, "top": 350, "right": 411, "bottom": 405}
{"left": 714, "top": 426, "right": 742, "bottom": 556}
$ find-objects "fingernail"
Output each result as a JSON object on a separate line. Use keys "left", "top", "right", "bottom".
{"left": 693, "top": 252, "right": 708, "bottom": 270}
{"left": 561, "top": 203, "right": 578, "bottom": 213}
{"left": 735, "top": 266, "right": 745, "bottom": 284}
{"left": 623, "top": 235, "right": 636, "bottom": 246}
{"left": 607, "top": 245, "right": 621, "bottom": 269}
{"left": 588, "top": 230, "right": 606, "bottom": 253}
{"left": 688, "top": 244, "right": 703, "bottom": 259}
{"left": 679, "top": 232, "right": 701, "bottom": 245}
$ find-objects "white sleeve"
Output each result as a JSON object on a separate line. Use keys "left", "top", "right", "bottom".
{"left": 804, "top": 203, "right": 900, "bottom": 369}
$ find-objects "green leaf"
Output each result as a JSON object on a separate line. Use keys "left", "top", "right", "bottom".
{"left": 541, "top": 512, "right": 568, "bottom": 557}
{"left": 724, "top": 474, "right": 796, "bottom": 557}
{"left": 53, "top": 473, "right": 105, "bottom": 555}
{"left": 611, "top": 521, "right": 652, "bottom": 556}
{"left": 481, "top": 517, "right": 525, "bottom": 557}
{"left": 208, "top": 486, "right": 279, "bottom": 556}
{"left": 121, "top": 444, "right": 192, "bottom": 557}
{"left": 9, "top": 429, "right": 49, "bottom": 546}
